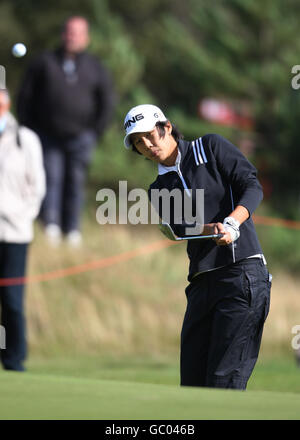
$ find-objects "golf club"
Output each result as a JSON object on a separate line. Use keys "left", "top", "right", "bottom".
{"left": 159, "top": 222, "right": 224, "bottom": 241}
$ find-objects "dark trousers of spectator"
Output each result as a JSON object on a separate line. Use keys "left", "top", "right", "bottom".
{"left": 0, "top": 242, "right": 28, "bottom": 371}
{"left": 180, "top": 258, "right": 271, "bottom": 390}
{"left": 39, "top": 130, "right": 96, "bottom": 233}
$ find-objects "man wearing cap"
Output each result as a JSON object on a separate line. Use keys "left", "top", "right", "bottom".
{"left": 123, "top": 104, "right": 271, "bottom": 390}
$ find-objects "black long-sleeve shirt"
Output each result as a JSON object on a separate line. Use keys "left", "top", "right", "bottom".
{"left": 149, "top": 134, "right": 264, "bottom": 281}
{"left": 17, "top": 48, "right": 115, "bottom": 140}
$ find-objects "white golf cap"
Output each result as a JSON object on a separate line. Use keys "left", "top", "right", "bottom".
{"left": 123, "top": 104, "right": 168, "bottom": 149}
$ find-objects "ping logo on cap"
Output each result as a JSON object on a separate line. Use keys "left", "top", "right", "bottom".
{"left": 124, "top": 113, "right": 144, "bottom": 130}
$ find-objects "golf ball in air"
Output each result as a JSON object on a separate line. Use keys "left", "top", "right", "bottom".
{"left": 12, "top": 43, "right": 27, "bottom": 58}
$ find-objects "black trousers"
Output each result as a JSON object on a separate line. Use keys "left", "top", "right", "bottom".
{"left": 180, "top": 258, "right": 271, "bottom": 389}
{"left": 0, "top": 242, "right": 28, "bottom": 371}
{"left": 39, "top": 130, "right": 96, "bottom": 233}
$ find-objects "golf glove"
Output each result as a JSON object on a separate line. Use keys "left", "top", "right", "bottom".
{"left": 223, "top": 216, "right": 240, "bottom": 242}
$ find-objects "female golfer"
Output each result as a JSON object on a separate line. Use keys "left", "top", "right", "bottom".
{"left": 123, "top": 104, "right": 271, "bottom": 390}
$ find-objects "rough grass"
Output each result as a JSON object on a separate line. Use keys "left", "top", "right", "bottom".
{"left": 26, "top": 219, "right": 186, "bottom": 357}
{"left": 24, "top": 216, "right": 300, "bottom": 361}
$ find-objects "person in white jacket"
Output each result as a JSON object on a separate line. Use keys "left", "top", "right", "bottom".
{"left": 0, "top": 89, "right": 45, "bottom": 371}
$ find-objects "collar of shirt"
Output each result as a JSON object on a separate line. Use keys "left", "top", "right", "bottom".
{"left": 158, "top": 150, "right": 181, "bottom": 175}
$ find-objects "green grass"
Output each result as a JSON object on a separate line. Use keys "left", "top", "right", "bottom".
{"left": 1, "top": 354, "right": 299, "bottom": 420}
{"left": 247, "top": 357, "right": 300, "bottom": 393}
{"left": 23, "top": 353, "right": 300, "bottom": 393}
{"left": 0, "top": 367, "right": 299, "bottom": 420}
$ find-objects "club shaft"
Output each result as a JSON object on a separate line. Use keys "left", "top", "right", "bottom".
{"left": 178, "top": 233, "right": 223, "bottom": 240}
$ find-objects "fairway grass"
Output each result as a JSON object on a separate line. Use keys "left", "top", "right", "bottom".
{"left": 0, "top": 370, "right": 299, "bottom": 420}
{"left": 24, "top": 353, "right": 300, "bottom": 393}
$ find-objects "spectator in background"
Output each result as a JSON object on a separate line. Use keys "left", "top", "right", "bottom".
{"left": 17, "top": 16, "right": 115, "bottom": 246}
{"left": 0, "top": 89, "right": 45, "bottom": 371}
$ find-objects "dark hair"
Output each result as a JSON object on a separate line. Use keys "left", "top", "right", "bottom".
{"left": 130, "top": 121, "right": 184, "bottom": 155}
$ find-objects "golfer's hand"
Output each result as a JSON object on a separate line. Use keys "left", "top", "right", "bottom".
{"left": 210, "top": 222, "right": 232, "bottom": 246}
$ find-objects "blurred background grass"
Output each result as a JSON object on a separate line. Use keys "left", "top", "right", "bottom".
{"left": 25, "top": 210, "right": 300, "bottom": 364}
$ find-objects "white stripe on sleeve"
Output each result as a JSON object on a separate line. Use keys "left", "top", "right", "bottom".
{"left": 195, "top": 139, "right": 204, "bottom": 164}
{"left": 199, "top": 137, "right": 208, "bottom": 163}
{"left": 192, "top": 141, "right": 200, "bottom": 166}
